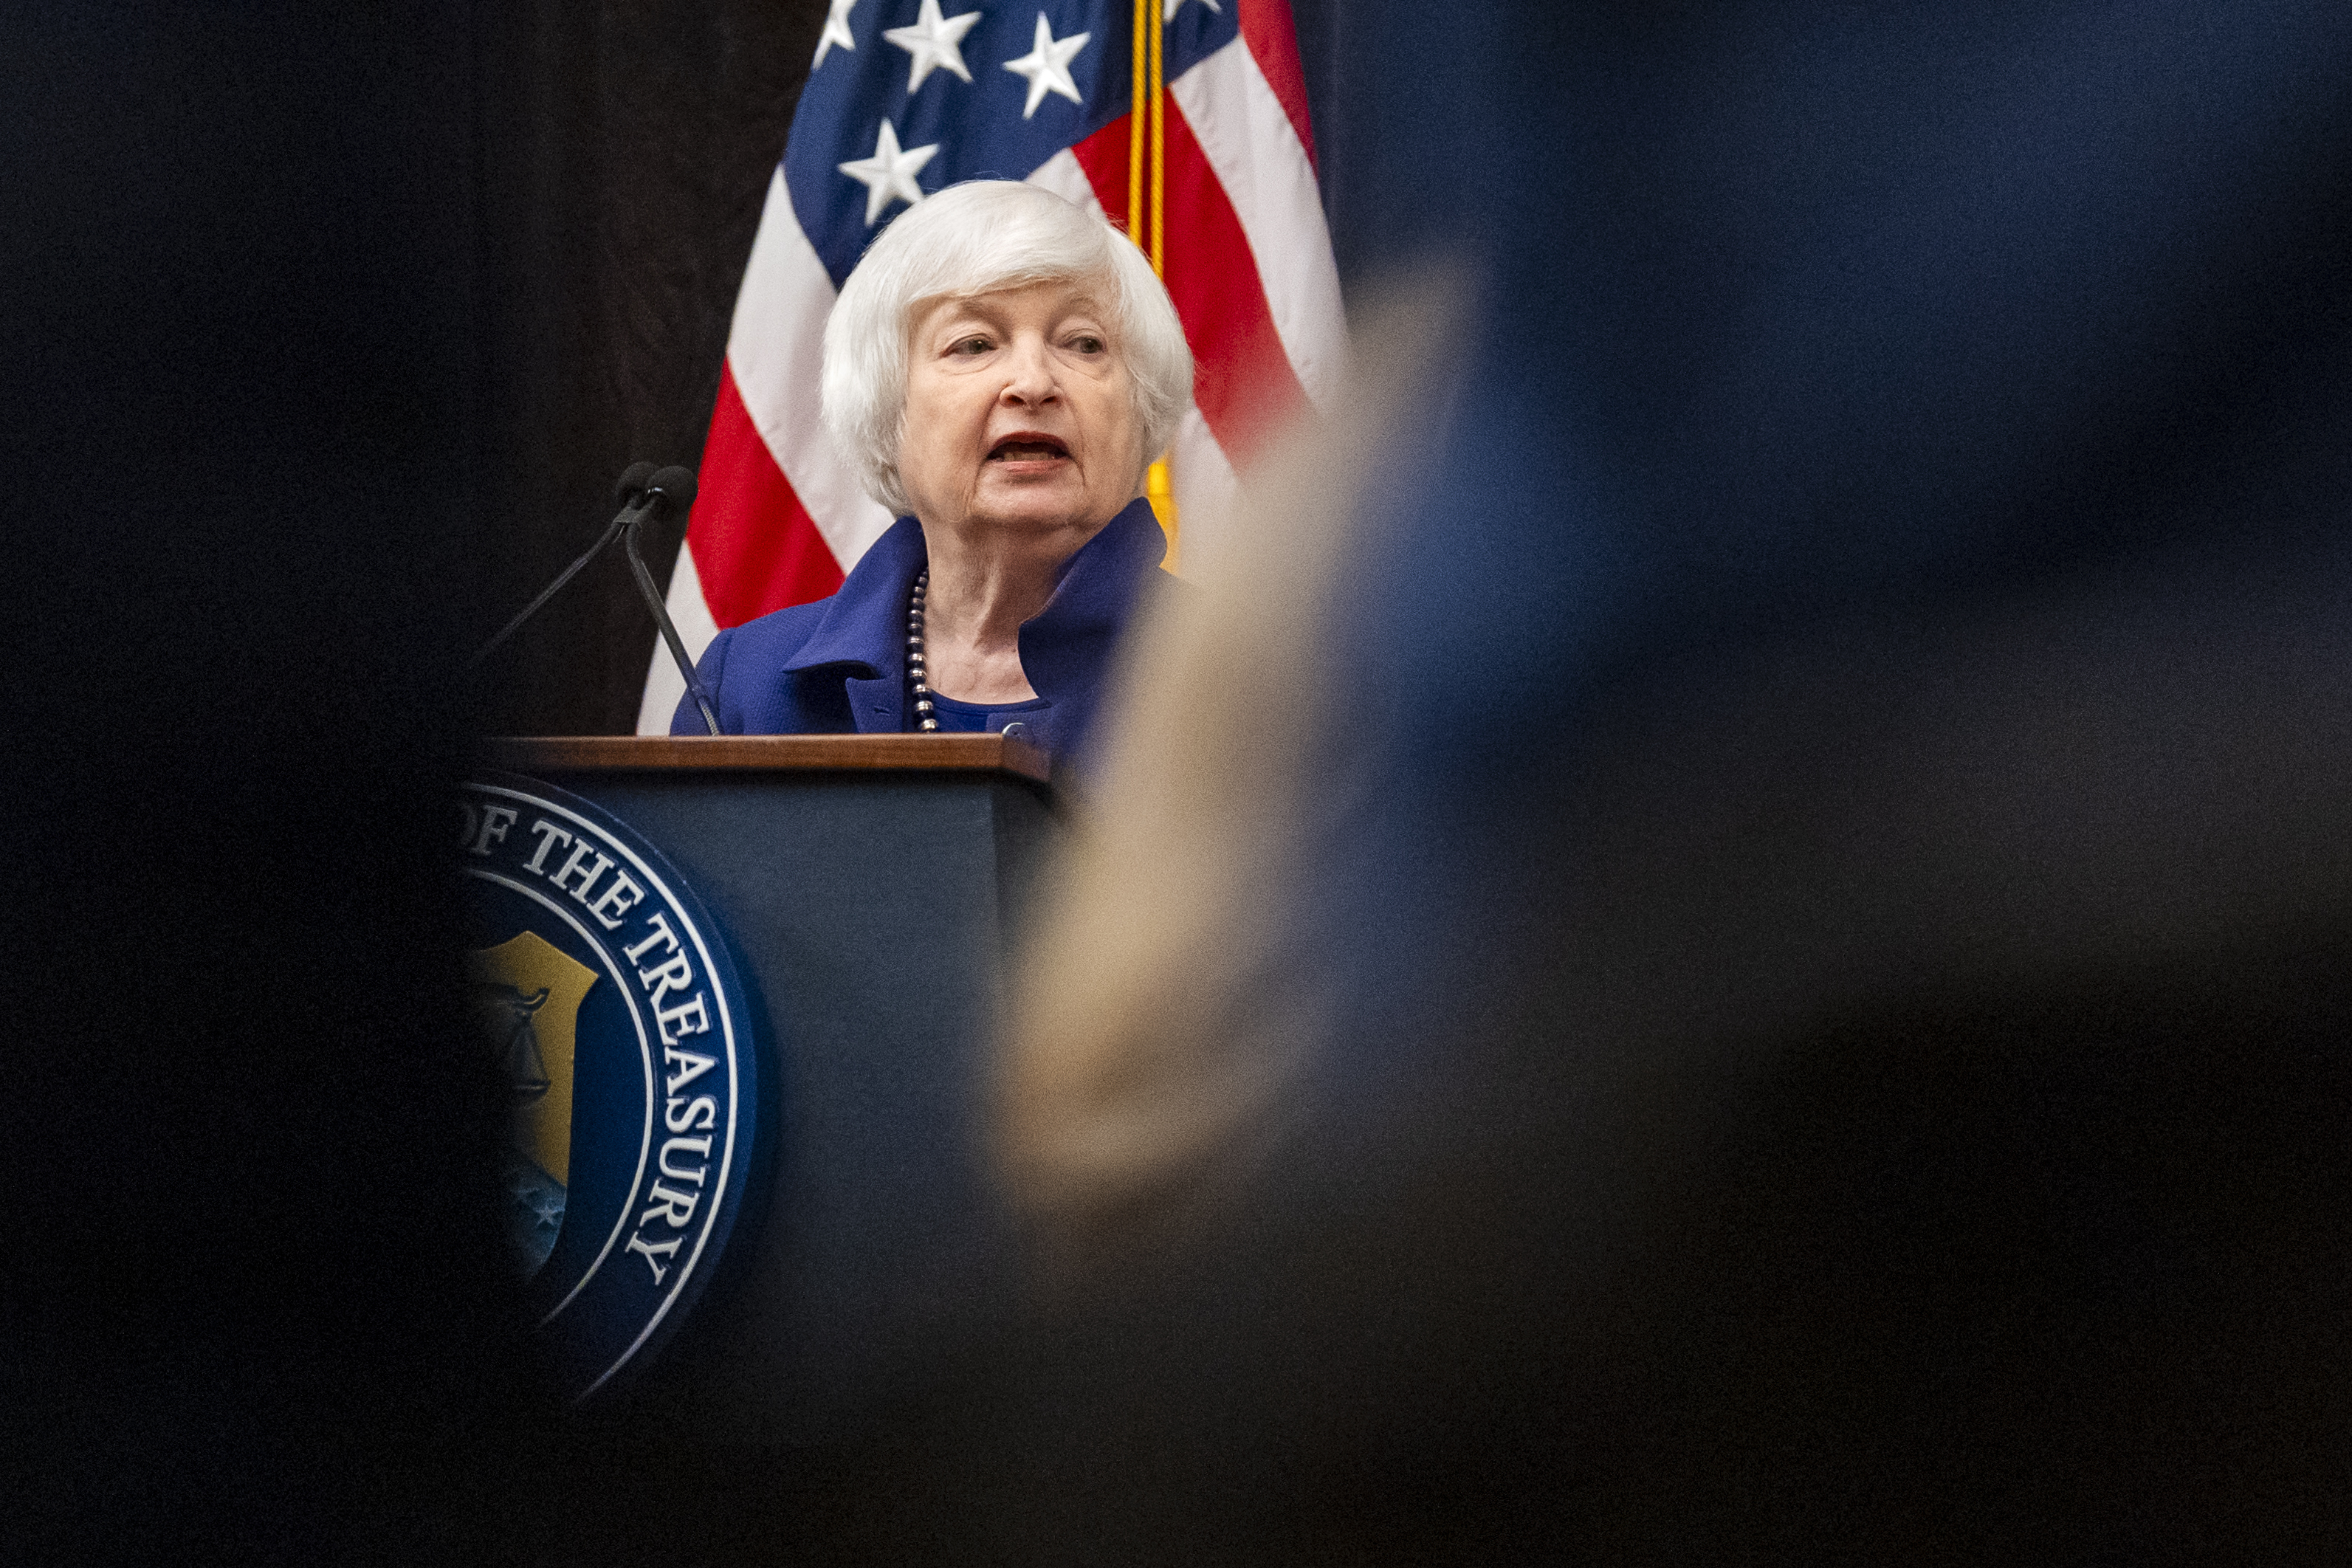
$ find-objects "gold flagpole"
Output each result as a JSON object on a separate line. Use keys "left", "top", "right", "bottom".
{"left": 1128, "top": 0, "right": 1146, "bottom": 250}
{"left": 1132, "top": 0, "right": 1177, "bottom": 568}
{"left": 1147, "top": 2, "right": 1165, "bottom": 277}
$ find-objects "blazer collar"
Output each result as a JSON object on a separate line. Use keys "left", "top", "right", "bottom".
{"left": 780, "top": 515, "right": 928, "bottom": 676}
{"left": 1017, "top": 496, "right": 1166, "bottom": 704}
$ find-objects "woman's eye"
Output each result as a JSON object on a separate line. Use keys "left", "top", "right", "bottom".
{"left": 952, "top": 336, "right": 991, "bottom": 355}
{"left": 1069, "top": 334, "right": 1104, "bottom": 354}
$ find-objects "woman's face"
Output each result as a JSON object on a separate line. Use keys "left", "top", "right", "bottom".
{"left": 897, "top": 277, "right": 1144, "bottom": 540}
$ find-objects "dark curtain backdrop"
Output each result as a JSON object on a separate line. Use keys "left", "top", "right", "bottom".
{"left": 470, "top": 0, "right": 822, "bottom": 735}
{"left": 470, "top": 0, "right": 1364, "bottom": 735}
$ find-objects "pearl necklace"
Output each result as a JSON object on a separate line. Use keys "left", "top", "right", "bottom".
{"left": 906, "top": 568, "right": 938, "bottom": 732}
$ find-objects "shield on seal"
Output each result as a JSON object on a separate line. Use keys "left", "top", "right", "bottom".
{"left": 470, "top": 930, "right": 598, "bottom": 1275}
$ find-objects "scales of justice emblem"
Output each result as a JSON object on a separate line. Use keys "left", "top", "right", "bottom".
{"left": 471, "top": 932, "right": 599, "bottom": 1276}
{"left": 458, "top": 774, "right": 762, "bottom": 1402}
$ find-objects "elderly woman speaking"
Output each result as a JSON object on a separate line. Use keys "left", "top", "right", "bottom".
{"left": 671, "top": 180, "right": 1193, "bottom": 772}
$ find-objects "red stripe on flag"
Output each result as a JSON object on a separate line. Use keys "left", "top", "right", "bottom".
{"left": 688, "top": 362, "right": 845, "bottom": 627}
{"left": 1070, "top": 103, "right": 1310, "bottom": 466}
{"left": 1236, "top": 0, "right": 1317, "bottom": 169}
{"left": 1070, "top": 115, "right": 1135, "bottom": 239}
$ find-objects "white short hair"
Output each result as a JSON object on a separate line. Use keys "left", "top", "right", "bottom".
{"left": 820, "top": 180, "right": 1194, "bottom": 517}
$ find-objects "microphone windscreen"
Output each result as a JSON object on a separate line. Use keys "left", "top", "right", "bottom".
{"left": 614, "top": 461, "right": 657, "bottom": 508}
{"left": 647, "top": 466, "right": 698, "bottom": 511}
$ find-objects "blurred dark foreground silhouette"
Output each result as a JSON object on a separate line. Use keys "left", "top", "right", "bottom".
{"left": 0, "top": 6, "right": 530, "bottom": 1562}
{"left": 973, "top": 2, "right": 2352, "bottom": 1561}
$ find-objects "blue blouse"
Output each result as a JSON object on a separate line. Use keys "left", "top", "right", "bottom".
{"left": 924, "top": 691, "right": 1052, "bottom": 737}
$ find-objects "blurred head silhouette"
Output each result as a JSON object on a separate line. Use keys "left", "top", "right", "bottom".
{"left": 988, "top": 3, "right": 2352, "bottom": 1560}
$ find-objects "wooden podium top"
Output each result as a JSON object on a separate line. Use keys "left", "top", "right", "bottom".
{"left": 481, "top": 732, "right": 1051, "bottom": 784}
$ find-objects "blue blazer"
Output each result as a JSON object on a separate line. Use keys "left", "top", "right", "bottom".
{"left": 672, "top": 495, "right": 1172, "bottom": 775}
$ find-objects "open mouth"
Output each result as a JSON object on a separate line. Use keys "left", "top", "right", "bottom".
{"left": 987, "top": 433, "right": 1070, "bottom": 462}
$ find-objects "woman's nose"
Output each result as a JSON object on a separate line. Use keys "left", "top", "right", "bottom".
{"left": 998, "top": 335, "right": 1058, "bottom": 403}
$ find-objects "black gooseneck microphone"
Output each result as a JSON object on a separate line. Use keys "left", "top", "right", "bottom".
{"left": 473, "top": 464, "right": 657, "bottom": 667}
{"left": 473, "top": 462, "right": 721, "bottom": 735}
{"left": 617, "top": 466, "right": 719, "bottom": 737}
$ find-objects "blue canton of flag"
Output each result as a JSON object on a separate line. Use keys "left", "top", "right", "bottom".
{"left": 788, "top": 0, "right": 1241, "bottom": 286}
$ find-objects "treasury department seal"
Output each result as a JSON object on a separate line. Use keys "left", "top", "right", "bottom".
{"left": 458, "top": 772, "right": 760, "bottom": 1402}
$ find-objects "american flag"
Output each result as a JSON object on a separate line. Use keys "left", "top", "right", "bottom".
{"left": 637, "top": 0, "right": 1346, "bottom": 731}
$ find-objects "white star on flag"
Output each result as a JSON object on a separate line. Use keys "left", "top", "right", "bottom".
{"left": 813, "top": 0, "right": 858, "bottom": 69}
{"left": 1002, "top": 13, "right": 1090, "bottom": 120}
{"left": 1164, "top": 0, "right": 1220, "bottom": 19}
{"left": 884, "top": 0, "right": 983, "bottom": 92}
{"left": 837, "top": 118, "right": 938, "bottom": 225}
